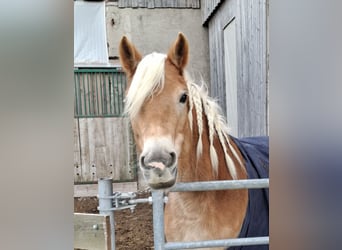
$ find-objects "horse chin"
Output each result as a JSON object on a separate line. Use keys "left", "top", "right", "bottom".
{"left": 148, "top": 179, "right": 176, "bottom": 190}
{"left": 144, "top": 167, "right": 178, "bottom": 190}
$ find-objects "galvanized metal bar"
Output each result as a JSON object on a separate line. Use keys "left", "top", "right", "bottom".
{"left": 98, "top": 178, "right": 115, "bottom": 250}
{"left": 151, "top": 179, "right": 269, "bottom": 249}
{"left": 170, "top": 178, "right": 269, "bottom": 192}
{"left": 128, "top": 197, "right": 152, "bottom": 204}
{"left": 164, "top": 236, "right": 269, "bottom": 249}
{"left": 152, "top": 190, "right": 166, "bottom": 250}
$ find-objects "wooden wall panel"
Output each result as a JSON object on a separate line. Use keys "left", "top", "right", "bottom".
{"left": 207, "top": 0, "right": 236, "bottom": 116}
{"left": 118, "top": 0, "right": 200, "bottom": 8}
{"left": 205, "top": 0, "right": 268, "bottom": 137}
{"left": 74, "top": 213, "right": 111, "bottom": 250}
{"left": 74, "top": 118, "right": 82, "bottom": 182}
{"left": 237, "top": 0, "right": 268, "bottom": 136}
{"left": 201, "top": 0, "right": 222, "bottom": 25}
{"left": 74, "top": 117, "right": 136, "bottom": 183}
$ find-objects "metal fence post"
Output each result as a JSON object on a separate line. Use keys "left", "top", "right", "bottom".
{"left": 98, "top": 178, "right": 115, "bottom": 250}
{"left": 152, "top": 190, "right": 166, "bottom": 250}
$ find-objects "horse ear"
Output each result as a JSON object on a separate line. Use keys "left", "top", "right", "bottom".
{"left": 119, "top": 36, "right": 142, "bottom": 78}
{"left": 167, "top": 32, "right": 189, "bottom": 72}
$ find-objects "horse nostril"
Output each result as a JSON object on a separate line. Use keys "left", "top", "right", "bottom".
{"left": 169, "top": 152, "right": 176, "bottom": 167}
{"left": 140, "top": 156, "right": 148, "bottom": 169}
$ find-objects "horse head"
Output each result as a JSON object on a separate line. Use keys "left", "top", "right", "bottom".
{"left": 119, "top": 33, "right": 190, "bottom": 189}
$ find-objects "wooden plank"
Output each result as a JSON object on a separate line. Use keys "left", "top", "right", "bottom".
{"left": 74, "top": 118, "right": 82, "bottom": 182}
{"left": 224, "top": 18, "right": 238, "bottom": 136}
{"left": 237, "top": 0, "right": 268, "bottom": 136}
{"left": 192, "top": 0, "right": 200, "bottom": 8}
{"left": 132, "top": 0, "right": 138, "bottom": 8}
{"left": 74, "top": 182, "right": 137, "bottom": 197}
{"left": 74, "top": 213, "right": 111, "bottom": 250}
{"left": 77, "top": 117, "right": 135, "bottom": 183}
{"left": 147, "top": 0, "right": 155, "bottom": 8}
{"left": 117, "top": 0, "right": 200, "bottom": 9}
{"left": 79, "top": 118, "right": 92, "bottom": 182}
{"left": 87, "top": 118, "right": 98, "bottom": 181}
{"left": 117, "top": 118, "right": 135, "bottom": 180}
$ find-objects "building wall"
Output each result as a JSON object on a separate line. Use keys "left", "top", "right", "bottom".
{"left": 202, "top": 0, "right": 269, "bottom": 137}
{"left": 105, "top": 4, "right": 210, "bottom": 84}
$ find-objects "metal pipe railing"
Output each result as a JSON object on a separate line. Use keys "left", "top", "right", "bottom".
{"left": 164, "top": 236, "right": 269, "bottom": 249}
{"left": 152, "top": 191, "right": 166, "bottom": 250}
{"left": 98, "top": 178, "right": 269, "bottom": 250}
{"left": 170, "top": 178, "right": 269, "bottom": 192}
{"left": 98, "top": 178, "right": 116, "bottom": 250}
{"left": 152, "top": 179, "right": 269, "bottom": 250}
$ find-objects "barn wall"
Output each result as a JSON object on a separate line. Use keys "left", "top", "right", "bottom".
{"left": 105, "top": 4, "right": 210, "bottom": 85}
{"left": 117, "top": 0, "right": 200, "bottom": 8}
{"left": 74, "top": 117, "right": 136, "bottom": 183}
{"left": 204, "top": 0, "right": 269, "bottom": 137}
{"left": 201, "top": 0, "right": 222, "bottom": 25}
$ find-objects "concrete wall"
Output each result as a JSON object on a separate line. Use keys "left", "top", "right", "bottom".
{"left": 105, "top": 5, "right": 210, "bottom": 84}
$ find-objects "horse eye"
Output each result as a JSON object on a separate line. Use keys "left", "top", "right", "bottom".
{"left": 179, "top": 93, "right": 187, "bottom": 103}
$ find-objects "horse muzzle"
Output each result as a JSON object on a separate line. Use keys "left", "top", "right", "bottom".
{"left": 139, "top": 150, "right": 177, "bottom": 189}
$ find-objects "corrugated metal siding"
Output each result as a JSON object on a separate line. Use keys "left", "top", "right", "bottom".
{"left": 207, "top": 0, "right": 268, "bottom": 137}
{"left": 117, "top": 0, "right": 200, "bottom": 8}
{"left": 201, "top": 0, "right": 222, "bottom": 25}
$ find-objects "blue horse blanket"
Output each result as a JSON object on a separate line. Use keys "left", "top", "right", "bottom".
{"left": 229, "top": 136, "right": 269, "bottom": 250}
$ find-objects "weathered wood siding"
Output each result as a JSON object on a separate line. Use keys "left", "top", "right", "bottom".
{"left": 74, "top": 69, "right": 126, "bottom": 118}
{"left": 202, "top": 0, "right": 222, "bottom": 24}
{"left": 74, "top": 117, "right": 136, "bottom": 183}
{"left": 204, "top": 0, "right": 268, "bottom": 137}
{"left": 117, "top": 0, "right": 200, "bottom": 8}
{"left": 74, "top": 213, "right": 112, "bottom": 250}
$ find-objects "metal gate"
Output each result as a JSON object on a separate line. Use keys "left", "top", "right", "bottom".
{"left": 98, "top": 178, "right": 269, "bottom": 250}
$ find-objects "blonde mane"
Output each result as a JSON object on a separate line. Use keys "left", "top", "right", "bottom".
{"left": 125, "top": 52, "right": 167, "bottom": 118}
{"left": 186, "top": 80, "right": 241, "bottom": 179}
{"left": 125, "top": 52, "right": 241, "bottom": 179}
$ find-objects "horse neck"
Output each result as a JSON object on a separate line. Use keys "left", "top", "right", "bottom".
{"left": 177, "top": 109, "right": 246, "bottom": 183}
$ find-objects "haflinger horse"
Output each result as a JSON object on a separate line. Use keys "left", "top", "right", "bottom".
{"left": 119, "top": 33, "right": 269, "bottom": 250}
